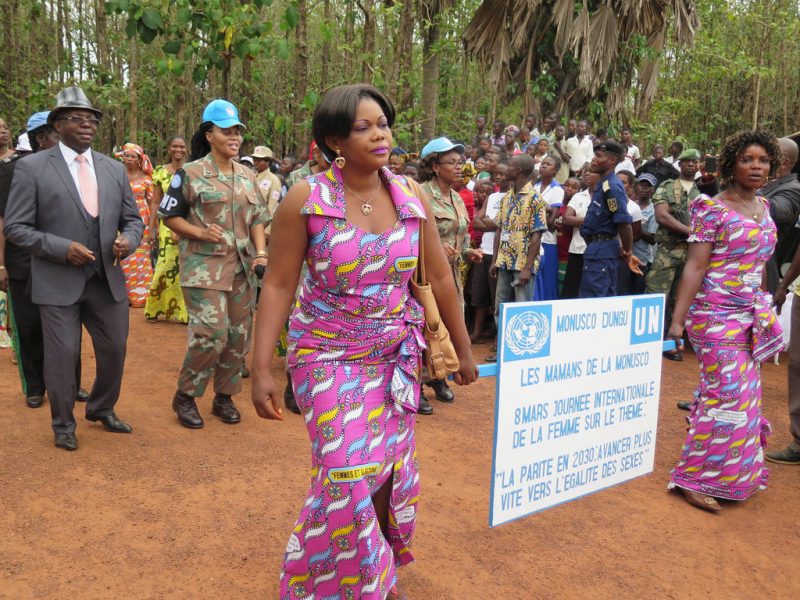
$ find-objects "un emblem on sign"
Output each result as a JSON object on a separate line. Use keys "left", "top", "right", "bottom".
{"left": 503, "top": 305, "right": 552, "bottom": 362}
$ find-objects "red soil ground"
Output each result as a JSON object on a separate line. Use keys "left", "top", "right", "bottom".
{"left": 1, "top": 310, "right": 798, "bottom": 599}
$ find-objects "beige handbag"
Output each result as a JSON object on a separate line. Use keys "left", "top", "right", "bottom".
{"left": 409, "top": 212, "right": 460, "bottom": 380}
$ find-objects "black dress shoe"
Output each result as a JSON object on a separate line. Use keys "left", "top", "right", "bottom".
{"left": 26, "top": 395, "right": 44, "bottom": 408}
{"left": 418, "top": 396, "right": 434, "bottom": 415}
{"left": 283, "top": 381, "right": 301, "bottom": 415}
{"left": 676, "top": 401, "right": 692, "bottom": 411}
{"left": 86, "top": 413, "right": 133, "bottom": 433}
{"left": 172, "top": 391, "right": 203, "bottom": 429}
{"left": 427, "top": 379, "right": 455, "bottom": 403}
{"left": 212, "top": 394, "right": 241, "bottom": 424}
{"left": 54, "top": 432, "right": 78, "bottom": 451}
{"left": 663, "top": 351, "right": 683, "bottom": 362}
{"left": 76, "top": 388, "right": 89, "bottom": 402}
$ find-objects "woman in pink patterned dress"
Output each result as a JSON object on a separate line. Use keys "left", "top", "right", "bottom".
{"left": 119, "top": 143, "right": 155, "bottom": 307}
{"left": 667, "top": 131, "right": 783, "bottom": 513}
{"left": 251, "top": 85, "right": 478, "bottom": 599}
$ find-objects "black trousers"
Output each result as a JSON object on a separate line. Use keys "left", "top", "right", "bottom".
{"left": 560, "top": 253, "right": 584, "bottom": 299}
{"left": 8, "top": 276, "right": 46, "bottom": 397}
{"left": 8, "top": 276, "right": 83, "bottom": 399}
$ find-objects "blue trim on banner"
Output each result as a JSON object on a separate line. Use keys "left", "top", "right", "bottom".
{"left": 452, "top": 340, "right": 677, "bottom": 382}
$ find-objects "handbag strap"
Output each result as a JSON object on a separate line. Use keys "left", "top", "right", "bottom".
{"left": 405, "top": 176, "right": 428, "bottom": 287}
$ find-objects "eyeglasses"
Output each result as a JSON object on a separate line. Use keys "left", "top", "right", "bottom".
{"left": 59, "top": 115, "right": 101, "bottom": 127}
{"left": 437, "top": 159, "right": 465, "bottom": 167}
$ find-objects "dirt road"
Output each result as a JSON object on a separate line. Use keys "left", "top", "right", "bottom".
{"left": 1, "top": 311, "right": 798, "bottom": 599}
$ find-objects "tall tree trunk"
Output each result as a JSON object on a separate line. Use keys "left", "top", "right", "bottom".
{"left": 128, "top": 37, "right": 138, "bottom": 141}
{"left": 359, "top": 0, "right": 375, "bottom": 82}
{"left": 292, "top": 0, "right": 308, "bottom": 151}
{"left": 344, "top": 3, "right": 355, "bottom": 80}
{"left": 751, "top": 25, "right": 767, "bottom": 130}
{"left": 421, "top": 13, "right": 440, "bottom": 140}
{"left": 320, "top": 0, "right": 331, "bottom": 89}
{"left": 395, "top": 0, "right": 415, "bottom": 112}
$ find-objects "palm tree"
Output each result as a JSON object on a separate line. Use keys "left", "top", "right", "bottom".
{"left": 462, "top": 0, "right": 699, "bottom": 122}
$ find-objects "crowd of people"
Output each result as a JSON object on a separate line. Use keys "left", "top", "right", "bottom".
{"left": 1, "top": 83, "right": 800, "bottom": 599}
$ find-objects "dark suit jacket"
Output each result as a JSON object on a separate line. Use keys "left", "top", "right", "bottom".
{"left": 3, "top": 145, "right": 143, "bottom": 305}
{"left": 762, "top": 174, "right": 800, "bottom": 265}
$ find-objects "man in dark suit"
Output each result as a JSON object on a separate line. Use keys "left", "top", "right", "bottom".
{"left": 761, "top": 137, "right": 800, "bottom": 292}
{"left": 4, "top": 86, "right": 143, "bottom": 451}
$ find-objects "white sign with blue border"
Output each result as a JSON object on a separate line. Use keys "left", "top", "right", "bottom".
{"left": 489, "top": 295, "right": 666, "bottom": 527}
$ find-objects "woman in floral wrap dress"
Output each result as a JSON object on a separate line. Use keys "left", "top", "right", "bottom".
{"left": 667, "top": 131, "right": 783, "bottom": 513}
{"left": 251, "top": 85, "right": 478, "bottom": 599}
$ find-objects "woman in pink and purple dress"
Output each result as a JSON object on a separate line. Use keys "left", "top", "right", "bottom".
{"left": 251, "top": 85, "right": 478, "bottom": 599}
{"left": 667, "top": 131, "right": 783, "bottom": 513}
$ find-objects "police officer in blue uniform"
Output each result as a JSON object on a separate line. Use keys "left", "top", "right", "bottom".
{"left": 579, "top": 141, "right": 640, "bottom": 297}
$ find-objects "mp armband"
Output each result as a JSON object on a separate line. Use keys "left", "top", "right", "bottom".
{"left": 158, "top": 168, "right": 190, "bottom": 218}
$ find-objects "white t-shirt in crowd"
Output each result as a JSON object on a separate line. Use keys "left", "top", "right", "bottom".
{"left": 615, "top": 157, "right": 636, "bottom": 175}
{"left": 568, "top": 190, "right": 592, "bottom": 254}
{"left": 627, "top": 198, "right": 642, "bottom": 223}
{"left": 479, "top": 190, "right": 505, "bottom": 255}
{"left": 536, "top": 180, "right": 565, "bottom": 245}
{"left": 564, "top": 136, "right": 594, "bottom": 173}
{"left": 625, "top": 144, "right": 640, "bottom": 162}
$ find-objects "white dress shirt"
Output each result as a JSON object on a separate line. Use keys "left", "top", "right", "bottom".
{"left": 564, "top": 136, "right": 594, "bottom": 173}
{"left": 59, "top": 141, "right": 97, "bottom": 205}
{"left": 568, "top": 190, "right": 592, "bottom": 254}
{"left": 536, "top": 181, "right": 565, "bottom": 245}
{"left": 479, "top": 191, "right": 505, "bottom": 255}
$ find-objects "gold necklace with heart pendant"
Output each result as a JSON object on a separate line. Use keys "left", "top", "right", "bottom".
{"left": 343, "top": 177, "right": 382, "bottom": 215}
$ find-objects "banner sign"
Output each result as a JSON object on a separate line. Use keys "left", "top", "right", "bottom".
{"left": 489, "top": 295, "right": 665, "bottom": 527}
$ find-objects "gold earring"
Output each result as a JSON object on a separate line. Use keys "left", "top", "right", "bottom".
{"left": 334, "top": 149, "right": 346, "bottom": 169}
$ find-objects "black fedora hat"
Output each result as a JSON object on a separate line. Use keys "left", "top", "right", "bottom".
{"left": 47, "top": 86, "right": 103, "bottom": 125}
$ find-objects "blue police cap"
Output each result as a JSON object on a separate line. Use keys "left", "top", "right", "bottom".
{"left": 27, "top": 111, "right": 51, "bottom": 132}
{"left": 202, "top": 99, "right": 245, "bottom": 129}
{"left": 420, "top": 137, "right": 465, "bottom": 159}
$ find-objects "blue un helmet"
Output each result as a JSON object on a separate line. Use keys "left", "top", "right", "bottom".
{"left": 202, "top": 99, "right": 246, "bottom": 129}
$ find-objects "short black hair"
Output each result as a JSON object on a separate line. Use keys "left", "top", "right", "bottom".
{"left": 718, "top": 130, "right": 781, "bottom": 184}
{"left": 312, "top": 84, "right": 395, "bottom": 161}
{"left": 511, "top": 153, "right": 535, "bottom": 177}
{"left": 617, "top": 170, "right": 635, "bottom": 185}
{"left": 541, "top": 155, "right": 561, "bottom": 172}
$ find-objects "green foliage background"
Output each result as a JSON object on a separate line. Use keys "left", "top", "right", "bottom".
{"left": 1, "top": 0, "right": 797, "bottom": 162}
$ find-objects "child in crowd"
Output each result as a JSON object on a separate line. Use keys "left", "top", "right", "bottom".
{"left": 555, "top": 177, "right": 581, "bottom": 294}
{"left": 470, "top": 170, "right": 509, "bottom": 343}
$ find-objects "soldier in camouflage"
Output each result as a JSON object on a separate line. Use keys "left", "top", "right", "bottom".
{"left": 159, "top": 99, "right": 270, "bottom": 428}
{"left": 645, "top": 149, "right": 712, "bottom": 361}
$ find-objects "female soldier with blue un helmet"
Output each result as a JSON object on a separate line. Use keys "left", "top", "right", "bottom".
{"left": 159, "top": 99, "right": 270, "bottom": 428}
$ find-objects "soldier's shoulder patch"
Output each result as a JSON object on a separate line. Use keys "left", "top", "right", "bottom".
{"left": 602, "top": 180, "right": 610, "bottom": 192}
{"left": 607, "top": 197, "right": 618, "bottom": 212}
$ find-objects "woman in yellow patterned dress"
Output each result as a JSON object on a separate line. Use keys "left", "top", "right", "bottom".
{"left": 144, "top": 136, "right": 189, "bottom": 323}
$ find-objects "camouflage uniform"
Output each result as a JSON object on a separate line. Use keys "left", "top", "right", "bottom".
{"left": 159, "top": 154, "right": 270, "bottom": 397}
{"left": 645, "top": 178, "right": 702, "bottom": 313}
{"left": 256, "top": 168, "right": 282, "bottom": 239}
